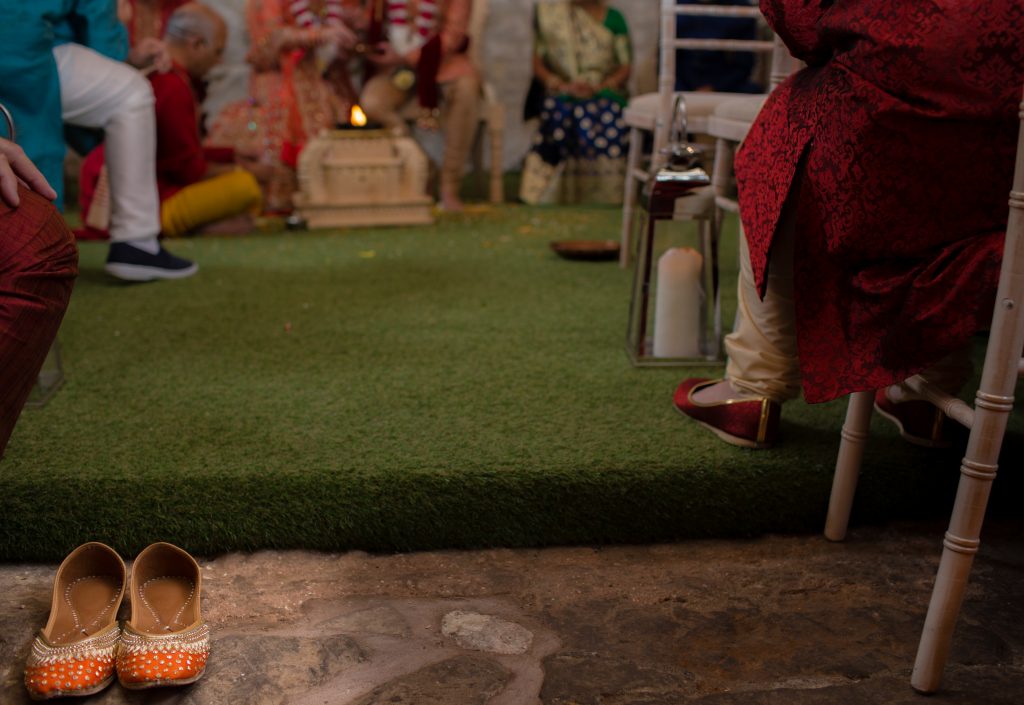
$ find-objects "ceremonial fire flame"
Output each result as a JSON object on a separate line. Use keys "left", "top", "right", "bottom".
{"left": 350, "top": 105, "right": 368, "bottom": 127}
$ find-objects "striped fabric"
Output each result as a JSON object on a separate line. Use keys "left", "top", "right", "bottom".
{"left": 387, "top": 0, "right": 439, "bottom": 37}
{"left": 288, "top": 0, "right": 346, "bottom": 28}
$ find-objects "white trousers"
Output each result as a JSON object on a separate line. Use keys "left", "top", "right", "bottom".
{"left": 54, "top": 43, "right": 161, "bottom": 243}
{"left": 725, "top": 222, "right": 802, "bottom": 402}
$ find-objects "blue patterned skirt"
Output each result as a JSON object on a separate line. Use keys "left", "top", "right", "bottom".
{"left": 521, "top": 95, "right": 629, "bottom": 205}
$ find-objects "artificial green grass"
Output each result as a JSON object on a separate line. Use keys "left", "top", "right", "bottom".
{"left": 2, "top": 205, "right": 1021, "bottom": 561}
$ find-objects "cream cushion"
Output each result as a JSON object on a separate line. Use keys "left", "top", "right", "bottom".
{"left": 624, "top": 91, "right": 759, "bottom": 134}
{"left": 706, "top": 95, "right": 768, "bottom": 142}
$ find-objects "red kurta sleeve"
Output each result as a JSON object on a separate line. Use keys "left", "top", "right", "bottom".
{"left": 203, "top": 146, "right": 236, "bottom": 163}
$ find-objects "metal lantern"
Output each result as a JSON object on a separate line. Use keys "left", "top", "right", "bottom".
{"left": 26, "top": 342, "right": 65, "bottom": 409}
{"left": 626, "top": 96, "right": 722, "bottom": 366}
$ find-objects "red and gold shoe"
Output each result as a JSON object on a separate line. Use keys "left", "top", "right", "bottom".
{"left": 117, "top": 543, "right": 210, "bottom": 690}
{"left": 24, "top": 542, "right": 126, "bottom": 700}
{"left": 673, "top": 378, "right": 781, "bottom": 449}
{"left": 874, "top": 388, "right": 950, "bottom": 448}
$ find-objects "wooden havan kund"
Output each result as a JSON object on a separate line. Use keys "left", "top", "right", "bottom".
{"left": 294, "top": 129, "right": 434, "bottom": 228}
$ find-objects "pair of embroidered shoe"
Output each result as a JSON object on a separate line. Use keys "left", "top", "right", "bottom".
{"left": 24, "top": 541, "right": 209, "bottom": 700}
{"left": 674, "top": 378, "right": 949, "bottom": 449}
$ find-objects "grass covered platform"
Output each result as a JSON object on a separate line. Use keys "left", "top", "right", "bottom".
{"left": 3, "top": 206, "right": 1022, "bottom": 561}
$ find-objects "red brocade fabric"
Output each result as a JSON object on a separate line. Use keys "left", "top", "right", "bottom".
{"left": 0, "top": 187, "right": 78, "bottom": 456}
{"left": 735, "top": 0, "right": 1024, "bottom": 403}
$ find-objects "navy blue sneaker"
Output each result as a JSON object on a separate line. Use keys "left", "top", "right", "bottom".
{"left": 105, "top": 242, "right": 198, "bottom": 282}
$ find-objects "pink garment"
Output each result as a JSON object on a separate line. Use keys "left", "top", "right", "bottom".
{"left": 206, "top": 0, "right": 357, "bottom": 209}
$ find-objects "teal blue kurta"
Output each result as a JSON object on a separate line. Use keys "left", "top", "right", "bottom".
{"left": 0, "top": 1, "right": 127, "bottom": 205}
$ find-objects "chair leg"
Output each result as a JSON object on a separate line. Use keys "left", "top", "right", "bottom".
{"left": 710, "top": 137, "right": 734, "bottom": 210}
{"left": 912, "top": 158, "right": 1024, "bottom": 689}
{"left": 620, "top": 126, "right": 644, "bottom": 269}
{"left": 488, "top": 123, "right": 503, "bottom": 204}
{"left": 824, "top": 390, "right": 875, "bottom": 541}
{"left": 707, "top": 209, "right": 723, "bottom": 352}
{"left": 471, "top": 123, "right": 485, "bottom": 199}
{"left": 911, "top": 392, "right": 1009, "bottom": 692}
{"left": 698, "top": 217, "right": 722, "bottom": 358}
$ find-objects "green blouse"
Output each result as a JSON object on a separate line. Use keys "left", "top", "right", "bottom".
{"left": 535, "top": 2, "right": 632, "bottom": 104}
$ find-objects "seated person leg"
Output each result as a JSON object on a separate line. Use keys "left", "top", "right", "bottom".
{"left": 161, "top": 170, "right": 263, "bottom": 237}
{"left": 54, "top": 44, "right": 159, "bottom": 247}
{"left": 439, "top": 72, "right": 481, "bottom": 211}
{"left": 360, "top": 74, "right": 411, "bottom": 133}
{"left": 720, "top": 219, "right": 800, "bottom": 404}
{"left": 679, "top": 199, "right": 974, "bottom": 450}
{"left": 674, "top": 193, "right": 801, "bottom": 449}
{"left": 0, "top": 188, "right": 78, "bottom": 456}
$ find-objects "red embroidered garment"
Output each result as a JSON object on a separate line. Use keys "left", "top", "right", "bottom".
{"left": 0, "top": 187, "right": 77, "bottom": 455}
{"left": 735, "top": 0, "right": 1024, "bottom": 403}
{"left": 150, "top": 62, "right": 211, "bottom": 200}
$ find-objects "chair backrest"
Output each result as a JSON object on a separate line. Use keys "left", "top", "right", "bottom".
{"left": 702, "top": 33, "right": 799, "bottom": 217}
{"left": 653, "top": 0, "right": 773, "bottom": 166}
{"left": 768, "top": 33, "right": 800, "bottom": 90}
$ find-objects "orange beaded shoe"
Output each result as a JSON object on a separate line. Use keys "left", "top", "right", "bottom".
{"left": 117, "top": 542, "right": 210, "bottom": 690}
{"left": 24, "top": 542, "right": 126, "bottom": 700}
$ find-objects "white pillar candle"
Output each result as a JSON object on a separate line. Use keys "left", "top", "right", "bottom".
{"left": 653, "top": 247, "right": 703, "bottom": 358}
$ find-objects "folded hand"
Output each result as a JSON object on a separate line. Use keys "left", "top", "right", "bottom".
{"left": 368, "top": 42, "right": 404, "bottom": 68}
{"left": 323, "top": 23, "right": 359, "bottom": 51}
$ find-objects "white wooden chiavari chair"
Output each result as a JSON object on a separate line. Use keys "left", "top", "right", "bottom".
{"left": 824, "top": 86, "right": 1024, "bottom": 694}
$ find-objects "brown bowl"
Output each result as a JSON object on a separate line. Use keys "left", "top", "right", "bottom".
{"left": 550, "top": 239, "right": 621, "bottom": 261}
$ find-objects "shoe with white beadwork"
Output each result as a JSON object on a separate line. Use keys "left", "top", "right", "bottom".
{"left": 116, "top": 542, "right": 209, "bottom": 689}
{"left": 24, "top": 542, "right": 126, "bottom": 700}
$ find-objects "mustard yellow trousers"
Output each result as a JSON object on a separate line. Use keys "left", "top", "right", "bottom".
{"left": 161, "top": 170, "right": 262, "bottom": 238}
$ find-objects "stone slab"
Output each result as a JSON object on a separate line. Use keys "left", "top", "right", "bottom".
{"left": 2, "top": 520, "right": 1023, "bottom": 704}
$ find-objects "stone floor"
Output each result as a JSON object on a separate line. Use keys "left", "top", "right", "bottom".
{"left": 2, "top": 520, "right": 1023, "bottom": 704}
